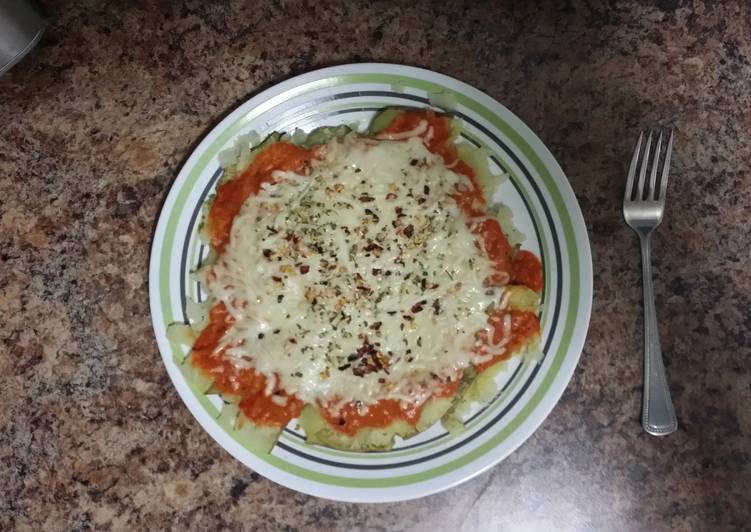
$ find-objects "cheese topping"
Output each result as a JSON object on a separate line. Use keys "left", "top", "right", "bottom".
{"left": 206, "top": 133, "right": 504, "bottom": 410}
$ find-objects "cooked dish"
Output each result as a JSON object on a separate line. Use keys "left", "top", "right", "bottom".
{"left": 168, "top": 108, "right": 543, "bottom": 452}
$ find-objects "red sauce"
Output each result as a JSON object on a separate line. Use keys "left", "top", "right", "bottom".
{"left": 475, "top": 218, "right": 514, "bottom": 284}
{"left": 382, "top": 110, "right": 542, "bottom": 376}
{"left": 320, "top": 378, "right": 461, "bottom": 436}
{"left": 207, "top": 142, "right": 312, "bottom": 253}
{"left": 239, "top": 391, "right": 304, "bottom": 427}
{"left": 474, "top": 310, "right": 541, "bottom": 373}
{"left": 197, "top": 142, "right": 313, "bottom": 426}
{"left": 382, "top": 110, "right": 477, "bottom": 183}
{"left": 191, "top": 303, "right": 303, "bottom": 426}
{"left": 381, "top": 110, "right": 516, "bottom": 280}
{"left": 191, "top": 112, "right": 543, "bottom": 433}
{"left": 512, "top": 250, "right": 544, "bottom": 292}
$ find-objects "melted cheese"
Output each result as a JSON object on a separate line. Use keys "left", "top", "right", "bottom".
{"left": 206, "top": 133, "right": 504, "bottom": 411}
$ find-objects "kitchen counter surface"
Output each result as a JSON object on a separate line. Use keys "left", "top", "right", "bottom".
{"left": 2, "top": 1, "right": 749, "bottom": 530}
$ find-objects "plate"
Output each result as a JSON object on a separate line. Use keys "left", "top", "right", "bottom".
{"left": 148, "top": 63, "right": 592, "bottom": 502}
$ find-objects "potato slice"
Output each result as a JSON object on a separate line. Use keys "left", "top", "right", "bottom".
{"left": 300, "top": 396, "right": 453, "bottom": 452}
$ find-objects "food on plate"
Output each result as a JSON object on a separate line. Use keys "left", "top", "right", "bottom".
{"left": 168, "top": 108, "right": 544, "bottom": 452}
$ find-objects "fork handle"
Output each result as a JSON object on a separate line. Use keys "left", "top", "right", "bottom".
{"left": 639, "top": 233, "right": 678, "bottom": 436}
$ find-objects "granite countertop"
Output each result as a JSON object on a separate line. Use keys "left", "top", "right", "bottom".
{"left": 2, "top": 1, "right": 749, "bottom": 530}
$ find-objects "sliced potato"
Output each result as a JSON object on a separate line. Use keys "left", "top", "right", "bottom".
{"left": 441, "top": 328, "right": 542, "bottom": 435}
{"left": 215, "top": 399, "right": 283, "bottom": 454}
{"left": 369, "top": 108, "right": 407, "bottom": 134}
{"left": 185, "top": 298, "right": 210, "bottom": 332}
{"left": 301, "top": 125, "right": 351, "bottom": 148}
{"left": 166, "top": 323, "right": 198, "bottom": 347}
{"left": 234, "top": 411, "right": 283, "bottom": 454}
{"left": 505, "top": 285, "right": 541, "bottom": 313}
{"left": 300, "top": 396, "right": 453, "bottom": 452}
{"left": 428, "top": 91, "right": 458, "bottom": 112}
{"left": 415, "top": 396, "right": 453, "bottom": 432}
{"left": 456, "top": 143, "right": 507, "bottom": 201}
{"left": 180, "top": 354, "right": 214, "bottom": 394}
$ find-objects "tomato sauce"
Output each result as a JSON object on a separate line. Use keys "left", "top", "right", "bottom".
{"left": 207, "top": 142, "right": 312, "bottom": 253}
{"left": 239, "top": 392, "right": 304, "bottom": 427}
{"left": 473, "top": 310, "right": 541, "bottom": 373}
{"left": 194, "top": 142, "right": 314, "bottom": 428}
{"left": 512, "top": 250, "right": 544, "bottom": 293}
{"left": 320, "top": 378, "right": 461, "bottom": 436}
{"left": 384, "top": 112, "right": 548, "bottom": 288}
{"left": 191, "top": 111, "right": 543, "bottom": 433}
{"left": 382, "top": 110, "right": 542, "bottom": 376}
{"left": 190, "top": 303, "right": 303, "bottom": 426}
{"left": 195, "top": 142, "right": 312, "bottom": 427}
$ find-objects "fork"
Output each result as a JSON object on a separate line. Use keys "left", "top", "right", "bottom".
{"left": 623, "top": 129, "right": 678, "bottom": 436}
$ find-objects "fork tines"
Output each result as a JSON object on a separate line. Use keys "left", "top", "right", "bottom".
{"left": 624, "top": 128, "right": 674, "bottom": 203}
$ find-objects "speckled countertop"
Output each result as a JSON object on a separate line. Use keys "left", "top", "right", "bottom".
{"left": 2, "top": 1, "right": 750, "bottom": 530}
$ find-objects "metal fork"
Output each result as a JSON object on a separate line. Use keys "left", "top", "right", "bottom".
{"left": 623, "top": 129, "right": 678, "bottom": 436}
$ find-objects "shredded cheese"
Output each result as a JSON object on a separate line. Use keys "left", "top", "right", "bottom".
{"left": 206, "top": 133, "right": 505, "bottom": 411}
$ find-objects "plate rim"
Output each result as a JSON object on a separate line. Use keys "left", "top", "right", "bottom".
{"left": 148, "top": 62, "right": 593, "bottom": 502}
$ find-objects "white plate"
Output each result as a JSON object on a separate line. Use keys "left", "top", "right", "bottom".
{"left": 149, "top": 63, "right": 593, "bottom": 502}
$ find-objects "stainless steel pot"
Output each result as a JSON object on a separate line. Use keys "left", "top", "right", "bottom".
{"left": 0, "top": 0, "right": 45, "bottom": 76}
